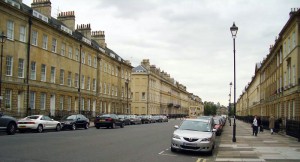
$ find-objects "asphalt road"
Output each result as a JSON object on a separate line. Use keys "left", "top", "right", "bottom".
{"left": 0, "top": 119, "right": 219, "bottom": 162}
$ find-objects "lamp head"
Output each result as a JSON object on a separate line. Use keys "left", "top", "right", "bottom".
{"left": 0, "top": 32, "right": 7, "bottom": 44}
{"left": 230, "top": 22, "right": 238, "bottom": 38}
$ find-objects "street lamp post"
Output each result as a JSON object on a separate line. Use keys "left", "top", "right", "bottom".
{"left": 125, "top": 79, "right": 129, "bottom": 114}
{"left": 230, "top": 22, "right": 238, "bottom": 142}
{"left": 229, "top": 82, "right": 232, "bottom": 126}
{"left": 0, "top": 32, "right": 7, "bottom": 110}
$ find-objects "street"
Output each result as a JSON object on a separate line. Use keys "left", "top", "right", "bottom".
{"left": 0, "top": 119, "right": 218, "bottom": 162}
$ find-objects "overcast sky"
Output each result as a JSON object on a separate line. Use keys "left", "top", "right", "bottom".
{"left": 23, "top": 0, "right": 299, "bottom": 106}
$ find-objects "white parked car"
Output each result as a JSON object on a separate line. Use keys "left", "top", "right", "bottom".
{"left": 18, "top": 115, "right": 61, "bottom": 133}
{"left": 171, "top": 118, "right": 216, "bottom": 155}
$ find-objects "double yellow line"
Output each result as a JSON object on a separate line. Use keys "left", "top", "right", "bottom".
{"left": 196, "top": 158, "right": 206, "bottom": 162}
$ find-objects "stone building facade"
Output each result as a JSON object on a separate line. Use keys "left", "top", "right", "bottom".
{"left": 131, "top": 59, "right": 203, "bottom": 116}
{"left": 236, "top": 8, "right": 300, "bottom": 120}
{"left": 0, "top": 0, "right": 132, "bottom": 117}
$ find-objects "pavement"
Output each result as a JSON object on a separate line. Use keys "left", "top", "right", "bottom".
{"left": 216, "top": 118, "right": 300, "bottom": 162}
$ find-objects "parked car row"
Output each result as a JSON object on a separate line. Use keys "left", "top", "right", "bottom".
{"left": 0, "top": 113, "right": 170, "bottom": 135}
{"left": 0, "top": 113, "right": 90, "bottom": 135}
{"left": 93, "top": 114, "right": 169, "bottom": 129}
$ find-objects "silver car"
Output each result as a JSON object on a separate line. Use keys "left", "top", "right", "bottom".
{"left": 171, "top": 118, "right": 216, "bottom": 155}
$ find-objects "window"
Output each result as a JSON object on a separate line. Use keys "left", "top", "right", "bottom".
{"left": 68, "top": 46, "right": 73, "bottom": 59}
{"left": 50, "top": 66, "right": 56, "bottom": 83}
{"left": 60, "top": 69, "right": 64, "bottom": 85}
{"left": 60, "top": 96, "right": 64, "bottom": 110}
{"left": 29, "top": 91, "right": 36, "bottom": 109}
{"left": 112, "top": 85, "right": 114, "bottom": 95}
{"left": 82, "top": 52, "right": 85, "bottom": 64}
{"left": 6, "top": 56, "right": 13, "bottom": 76}
{"left": 115, "top": 66, "right": 118, "bottom": 77}
{"left": 4, "top": 89, "right": 12, "bottom": 109}
{"left": 115, "top": 87, "right": 118, "bottom": 96}
{"left": 75, "top": 73, "right": 79, "bottom": 88}
{"left": 121, "top": 69, "right": 124, "bottom": 78}
{"left": 51, "top": 38, "right": 57, "bottom": 53}
{"left": 18, "top": 58, "right": 24, "bottom": 78}
{"left": 75, "top": 48, "right": 79, "bottom": 61}
{"left": 7, "top": 20, "right": 14, "bottom": 40}
{"left": 30, "top": 62, "right": 36, "bottom": 80}
{"left": 61, "top": 43, "right": 66, "bottom": 56}
{"left": 292, "top": 32, "right": 296, "bottom": 48}
{"left": 112, "top": 66, "right": 114, "bottom": 76}
{"left": 67, "top": 72, "right": 72, "bottom": 87}
{"left": 88, "top": 55, "right": 91, "bottom": 66}
{"left": 42, "top": 34, "right": 48, "bottom": 49}
{"left": 87, "top": 77, "right": 90, "bottom": 90}
{"left": 40, "top": 93, "right": 46, "bottom": 110}
{"left": 87, "top": 99, "right": 91, "bottom": 111}
{"left": 142, "top": 92, "right": 146, "bottom": 100}
{"left": 81, "top": 75, "right": 85, "bottom": 89}
{"left": 104, "top": 83, "right": 106, "bottom": 94}
{"left": 292, "top": 65, "right": 296, "bottom": 85}
{"left": 32, "top": 30, "right": 38, "bottom": 46}
{"left": 93, "top": 78, "right": 96, "bottom": 91}
{"left": 19, "top": 26, "right": 26, "bottom": 42}
{"left": 81, "top": 98, "right": 85, "bottom": 111}
{"left": 67, "top": 97, "right": 71, "bottom": 111}
{"left": 41, "top": 64, "right": 46, "bottom": 82}
{"left": 94, "top": 57, "right": 97, "bottom": 68}
{"left": 99, "top": 82, "right": 102, "bottom": 93}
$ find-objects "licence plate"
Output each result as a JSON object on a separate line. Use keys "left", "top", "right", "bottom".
{"left": 183, "top": 142, "right": 197, "bottom": 147}
{"left": 100, "top": 120, "right": 105, "bottom": 122}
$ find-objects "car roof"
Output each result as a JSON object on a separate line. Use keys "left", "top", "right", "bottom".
{"left": 184, "top": 118, "right": 211, "bottom": 123}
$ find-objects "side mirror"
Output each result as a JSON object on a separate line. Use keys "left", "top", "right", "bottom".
{"left": 174, "top": 125, "right": 179, "bottom": 129}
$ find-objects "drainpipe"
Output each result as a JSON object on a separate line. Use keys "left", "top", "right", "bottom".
{"left": 26, "top": 12, "right": 32, "bottom": 117}
{"left": 78, "top": 44, "right": 82, "bottom": 114}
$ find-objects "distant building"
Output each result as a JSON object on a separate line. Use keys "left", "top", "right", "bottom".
{"left": 131, "top": 59, "right": 202, "bottom": 116}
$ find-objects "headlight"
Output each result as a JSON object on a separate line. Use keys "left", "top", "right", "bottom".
{"left": 173, "top": 134, "right": 180, "bottom": 139}
{"left": 201, "top": 138, "right": 211, "bottom": 142}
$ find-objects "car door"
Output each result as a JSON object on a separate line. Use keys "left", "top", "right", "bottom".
{"left": 0, "top": 114, "right": 6, "bottom": 129}
{"left": 44, "top": 116, "right": 55, "bottom": 129}
{"left": 77, "top": 115, "right": 84, "bottom": 127}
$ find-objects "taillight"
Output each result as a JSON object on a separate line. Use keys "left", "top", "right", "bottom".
{"left": 106, "top": 118, "right": 112, "bottom": 121}
{"left": 26, "top": 122, "right": 35, "bottom": 124}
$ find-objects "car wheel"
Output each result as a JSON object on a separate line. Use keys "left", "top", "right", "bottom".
{"left": 96, "top": 126, "right": 100, "bottom": 129}
{"left": 37, "top": 125, "right": 43, "bottom": 133}
{"left": 120, "top": 122, "right": 125, "bottom": 128}
{"left": 56, "top": 124, "right": 61, "bottom": 131}
{"left": 111, "top": 123, "right": 116, "bottom": 129}
{"left": 6, "top": 122, "right": 17, "bottom": 135}
{"left": 71, "top": 124, "right": 76, "bottom": 130}
{"left": 171, "top": 147, "right": 176, "bottom": 152}
{"left": 84, "top": 123, "right": 89, "bottom": 129}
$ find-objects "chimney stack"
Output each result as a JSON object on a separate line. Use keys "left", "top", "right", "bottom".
{"left": 31, "top": 0, "right": 52, "bottom": 18}
{"left": 91, "top": 31, "right": 106, "bottom": 48}
{"left": 77, "top": 24, "right": 91, "bottom": 40}
{"left": 141, "top": 59, "right": 150, "bottom": 70}
{"left": 57, "top": 11, "right": 75, "bottom": 31}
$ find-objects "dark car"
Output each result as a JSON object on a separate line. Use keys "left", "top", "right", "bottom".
{"left": 94, "top": 114, "right": 125, "bottom": 129}
{"left": 0, "top": 113, "right": 17, "bottom": 135}
{"left": 60, "top": 114, "right": 90, "bottom": 130}
{"left": 118, "top": 115, "right": 131, "bottom": 125}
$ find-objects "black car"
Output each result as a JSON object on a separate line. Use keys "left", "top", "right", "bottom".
{"left": 0, "top": 113, "right": 17, "bottom": 135}
{"left": 60, "top": 114, "right": 90, "bottom": 130}
{"left": 94, "top": 114, "right": 125, "bottom": 129}
{"left": 118, "top": 115, "right": 131, "bottom": 125}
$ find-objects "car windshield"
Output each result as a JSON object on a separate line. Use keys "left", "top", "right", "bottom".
{"left": 179, "top": 120, "right": 211, "bottom": 132}
{"left": 61, "top": 115, "right": 77, "bottom": 120}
